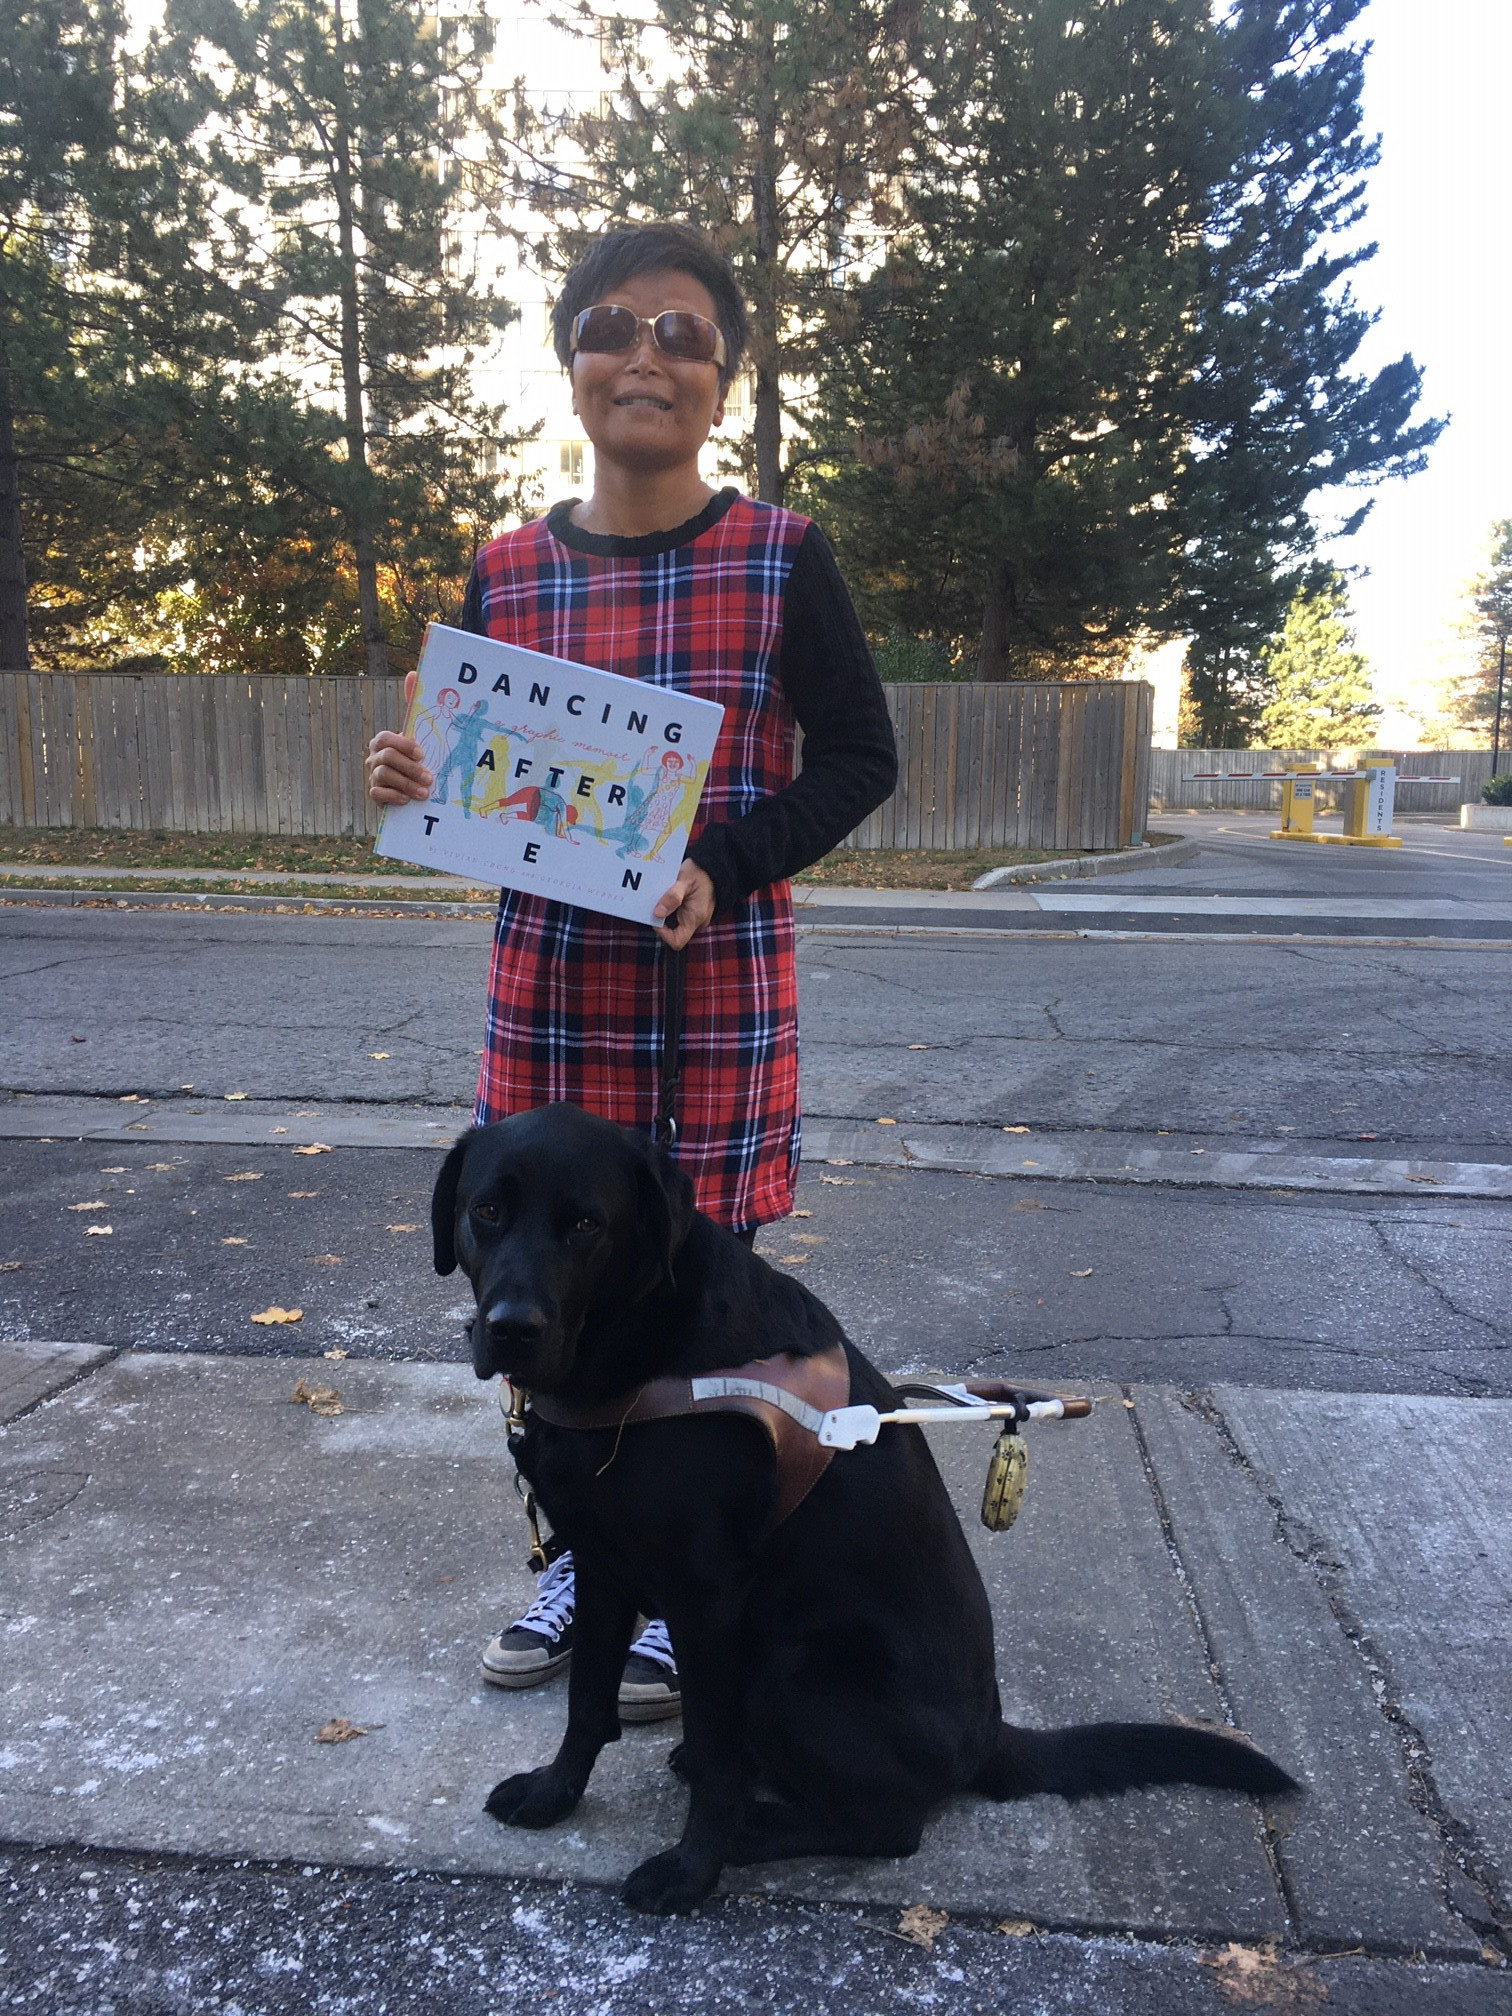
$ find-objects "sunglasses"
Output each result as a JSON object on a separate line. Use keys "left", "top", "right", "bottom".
{"left": 569, "top": 302, "right": 728, "bottom": 369}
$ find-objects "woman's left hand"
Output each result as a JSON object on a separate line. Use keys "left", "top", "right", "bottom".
{"left": 652, "top": 861, "right": 716, "bottom": 950}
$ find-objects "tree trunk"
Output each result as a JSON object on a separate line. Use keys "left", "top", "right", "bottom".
{"left": 750, "top": 55, "right": 782, "bottom": 505}
{"left": 331, "top": 3, "right": 387, "bottom": 677}
{"left": 0, "top": 371, "right": 28, "bottom": 670}
{"left": 1494, "top": 632, "right": 1506, "bottom": 775}
{"left": 977, "top": 562, "right": 1014, "bottom": 681}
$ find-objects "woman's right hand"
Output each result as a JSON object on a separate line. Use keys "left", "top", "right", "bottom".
{"left": 366, "top": 670, "right": 432, "bottom": 804}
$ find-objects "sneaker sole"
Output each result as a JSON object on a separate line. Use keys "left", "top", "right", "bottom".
{"left": 617, "top": 1689, "right": 682, "bottom": 1723}
{"left": 480, "top": 1653, "right": 572, "bottom": 1690}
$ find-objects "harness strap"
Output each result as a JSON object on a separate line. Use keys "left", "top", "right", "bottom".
{"left": 528, "top": 1343, "right": 851, "bottom": 1530}
{"left": 654, "top": 946, "right": 685, "bottom": 1148}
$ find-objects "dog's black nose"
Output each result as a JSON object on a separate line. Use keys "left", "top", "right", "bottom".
{"left": 485, "top": 1298, "right": 549, "bottom": 1347}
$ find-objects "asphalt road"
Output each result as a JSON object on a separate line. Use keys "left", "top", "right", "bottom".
{"left": 1, "top": 819, "right": 1510, "bottom": 2014}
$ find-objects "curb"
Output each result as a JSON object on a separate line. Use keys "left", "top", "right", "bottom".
{"left": 972, "top": 833, "right": 1200, "bottom": 887}
{"left": 0, "top": 887, "right": 497, "bottom": 919}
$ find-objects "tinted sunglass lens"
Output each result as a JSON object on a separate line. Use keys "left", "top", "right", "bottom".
{"left": 575, "top": 305, "right": 639, "bottom": 353}
{"left": 652, "top": 312, "right": 719, "bottom": 361}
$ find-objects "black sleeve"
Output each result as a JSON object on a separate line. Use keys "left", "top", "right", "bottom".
{"left": 685, "top": 524, "right": 897, "bottom": 910}
{"left": 459, "top": 564, "right": 485, "bottom": 635}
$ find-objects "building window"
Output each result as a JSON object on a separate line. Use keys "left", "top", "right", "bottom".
{"left": 560, "top": 442, "right": 585, "bottom": 485}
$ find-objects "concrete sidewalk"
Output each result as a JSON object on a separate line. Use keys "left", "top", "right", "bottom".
{"left": 2, "top": 1340, "right": 1506, "bottom": 1960}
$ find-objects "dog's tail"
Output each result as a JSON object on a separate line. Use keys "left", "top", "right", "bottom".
{"left": 977, "top": 1719, "right": 1298, "bottom": 1803}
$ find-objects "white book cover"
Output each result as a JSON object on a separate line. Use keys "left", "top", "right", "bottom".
{"left": 374, "top": 623, "right": 724, "bottom": 926}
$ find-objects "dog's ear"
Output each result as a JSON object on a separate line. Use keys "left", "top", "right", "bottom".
{"left": 631, "top": 1136, "right": 696, "bottom": 1300}
{"left": 431, "top": 1130, "right": 475, "bottom": 1276}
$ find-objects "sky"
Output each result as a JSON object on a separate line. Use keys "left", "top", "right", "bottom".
{"left": 1329, "top": 0, "right": 1512, "bottom": 741}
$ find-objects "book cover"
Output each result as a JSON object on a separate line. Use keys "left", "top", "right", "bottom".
{"left": 374, "top": 623, "right": 724, "bottom": 926}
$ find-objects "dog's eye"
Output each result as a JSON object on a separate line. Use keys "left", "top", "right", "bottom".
{"left": 472, "top": 1201, "right": 501, "bottom": 1225}
{"left": 572, "top": 1215, "right": 601, "bottom": 1238}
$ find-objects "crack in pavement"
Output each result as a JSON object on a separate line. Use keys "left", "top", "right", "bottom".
{"left": 1365, "top": 1219, "right": 1512, "bottom": 1343}
{"left": 1192, "top": 1391, "right": 1512, "bottom": 1949}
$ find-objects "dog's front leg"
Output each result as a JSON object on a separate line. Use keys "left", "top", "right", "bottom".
{"left": 620, "top": 1600, "right": 747, "bottom": 1914}
{"left": 484, "top": 1570, "right": 636, "bottom": 1831}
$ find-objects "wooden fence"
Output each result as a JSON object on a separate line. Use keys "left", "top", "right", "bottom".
{"left": 1147, "top": 747, "right": 1493, "bottom": 818}
{"left": 0, "top": 670, "right": 1154, "bottom": 853}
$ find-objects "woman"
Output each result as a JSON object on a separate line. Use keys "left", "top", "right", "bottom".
{"left": 367, "top": 222, "right": 897, "bottom": 1720}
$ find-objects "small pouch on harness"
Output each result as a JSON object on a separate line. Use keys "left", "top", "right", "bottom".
{"left": 981, "top": 1426, "right": 1028, "bottom": 1532}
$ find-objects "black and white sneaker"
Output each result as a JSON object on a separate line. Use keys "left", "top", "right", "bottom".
{"left": 480, "top": 1553, "right": 576, "bottom": 1689}
{"left": 618, "top": 1617, "right": 682, "bottom": 1723}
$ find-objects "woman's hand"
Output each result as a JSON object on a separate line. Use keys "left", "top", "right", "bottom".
{"left": 652, "top": 860, "right": 716, "bottom": 950}
{"left": 366, "top": 670, "right": 432, "bottom": 804}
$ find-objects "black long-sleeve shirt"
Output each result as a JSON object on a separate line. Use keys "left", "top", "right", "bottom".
{"left": 458, "top": 491, "right": 897, "bottom": 912}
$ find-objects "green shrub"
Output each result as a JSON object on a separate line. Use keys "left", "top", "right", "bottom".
{"left": 871, "top": 629, "right": 965, "bottom": 683}
{"left": 1483, "top": 773, "right": 1512, "bottom": 806}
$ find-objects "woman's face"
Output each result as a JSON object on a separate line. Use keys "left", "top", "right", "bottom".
{"left": 568, "top": 267, "right": 727, "bottom": 480}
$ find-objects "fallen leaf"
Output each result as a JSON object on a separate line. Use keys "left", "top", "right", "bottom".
{"left": 1123, "top": 1398, "right": 1136, "bottom": 1409}
{"left": 270, "top": 1126, "right": 288, "bottom": 1135}
{"left": 118, "top": 1094, "right": 145, "bottom": 1104}
{"left": 819, "top": 1174, "right": 856, "bottom": 1186}
{"left": 71, "top": 1034, "right": 86, "bottom": 1043}
{"left": 385, "top": 1223, "right": 420, "bottom": 1234}
{"left": 994, "top": 1919, "right": 1039, "bottom": 1937}
{"left": 224, "top": 1171, "right": 263, "bottom": 1183}
{"left": 0, "top": 1260, "right": 22, "bottom": 1272}
{"left": 67, "top": 1200, "right": 108, "bottom": 1212}
{"left": 288, "top": 1190, "right": 318, "bottom": 1199}
{"left": 826, "top": 1158, "right": 854, "bottom": 1167}
{"left": 1020, "top": 1159, "right": 1040, "bottom": 1168}
{"left": 778, "top": 1254, "right": 809, "bottom": 1266}
{"left": 293, "top": 1143, "right": 334, "bottom": 1156}
{"left": 1197, "top": 1942, "right": 1328, "bottom": 2007}
{"left": 324, "top": 1348, "right": 349, "bottom": 1362}
{"left": 897, "top": 1905, "right": 948, "bottom": 1953}
{"left": 875, "top": 1117, "right": 898, "bottom": 1126}
{"left": 1011, "top": 1199, "right": 1046, "bottom": 1212}
{"left": 124, "top": 1124, "right": 151, "bottom": 1132}
{"left": 84, "top": 1225, "right": 113, "bottom": 1236}
{"left": 253, "top": 1306, "right": 304, "bottom": 1326}
{"left": 179, "top": 1084, "right": 195, "bottom": 1091}
{"left": 1405, "top": 1173, "right": 1444, "bottom": 1185}
{"left": 1071, "top": 1268, "right": 1093, "bottom": 1277}
{"left": 309, "top": 1254, "right": 343, "bottom": 1266}
{"left": 314, "top": 1718, "right": 378, "bottom": 1743}
{"left": 907, "top": 1043, "right": 930, "bottom": 1050}
{"left": 295, "top": 1109, "right": 321, "bottom": 1117}
{"left": 1191, "top": 1148, "right": 1206, "bottom": 1155}
{"left": 367, "top": 1051, "right": 391, "bottom": 1060}
{"left": 1001, "top": 1124, "right": 1031, "bottom": 1134}
{"left": 791, "top": 1209, "right": 813, "bottom": 1219}
{"left": 100, "top": 1166, "right": 127, "bottom": 1174}
{"left": 224, "top": 1092, "right": 248, "bottom": 1101}
{"left": 290, "top": 1376, "right": 341, "bottom": 1415}
{"left": 221, "top": 1237, "right": 248, "bottom": 1247}
{"left": 1355, "top": 1132, "right": 1378, "bottom": 1141}
{"left": 145, "top": 1163, "right": 176, "bottom": 1172}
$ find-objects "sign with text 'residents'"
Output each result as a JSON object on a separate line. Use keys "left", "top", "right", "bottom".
{"left": 374, "top": 624, "right": 724, "bottom": 926}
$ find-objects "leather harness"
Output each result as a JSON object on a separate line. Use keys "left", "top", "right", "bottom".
{"left": 520, "top": 1342, "right": 851, "bottom": 1529}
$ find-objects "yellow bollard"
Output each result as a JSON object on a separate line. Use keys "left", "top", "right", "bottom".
{"left": 1317, "top": 762, "right": 1403, "bottom": 848}
{"left": 1272, "top": 765, "right": 1319, "bottom": 841}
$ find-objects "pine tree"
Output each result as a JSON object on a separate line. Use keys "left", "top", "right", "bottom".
{"left": 1256, "top": 570, "right": 1379, "bottom": 748}
{"left": 803, "top": 0, "right": 1441, "bottom": 687}
{"left": 1460, "top": 520, "right": 1512, "bottom": 768}
{"left": 493, "top": 0, "right": 931, "bottom": 503}
{"left": 163, "top": 0, "right": 521, "bottom": 674}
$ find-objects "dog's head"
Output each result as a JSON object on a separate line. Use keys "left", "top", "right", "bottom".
{"left": 431, "top": 1103, "right": 696, "bottom": 1392}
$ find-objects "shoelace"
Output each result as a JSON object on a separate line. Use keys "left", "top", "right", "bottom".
{"left": 628, "top": 1616, "right": 677, "bottom": 1672}
{"left": 508, "top": 1553, "right": 576, "bottom": 1643}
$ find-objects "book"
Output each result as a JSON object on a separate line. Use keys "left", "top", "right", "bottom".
{"left": 373, "top": 623, "right": 724, "bottom": 926}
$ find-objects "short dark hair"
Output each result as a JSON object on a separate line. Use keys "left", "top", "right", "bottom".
{"left": 551, "top": 224, "right": 748, "bottom": 390}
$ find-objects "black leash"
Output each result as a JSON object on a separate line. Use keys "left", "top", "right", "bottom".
{"left": 654, "top": 945, "right": 685, "bottom": 1148}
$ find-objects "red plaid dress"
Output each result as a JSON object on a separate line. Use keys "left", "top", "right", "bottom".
{"left": 469, "top": 495, "right": 809, "bottom": 1230}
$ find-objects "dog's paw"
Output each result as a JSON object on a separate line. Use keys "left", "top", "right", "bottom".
{"left": 621, "top": 1847, "right": 720, "bottom": 1916}
{"left": 483, "top": 1768, "right": 580, "bottom": 1830}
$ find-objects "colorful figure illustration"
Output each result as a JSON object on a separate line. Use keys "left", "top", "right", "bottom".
{"left": 431, "top": 700, "right": 498, "bottom": 818}
{"left": 409, "top": 687, "right": 462, "bottom": 781}
{"left": 497, "top": 784, "right": 579, "bottom": 840}
{"left": 598, "top": 749, "right": 697, "bottom": 859}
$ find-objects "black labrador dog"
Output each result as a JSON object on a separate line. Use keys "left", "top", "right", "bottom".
{"left": 433, "top": 1102, "right": 1296, "bottom": 1915}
